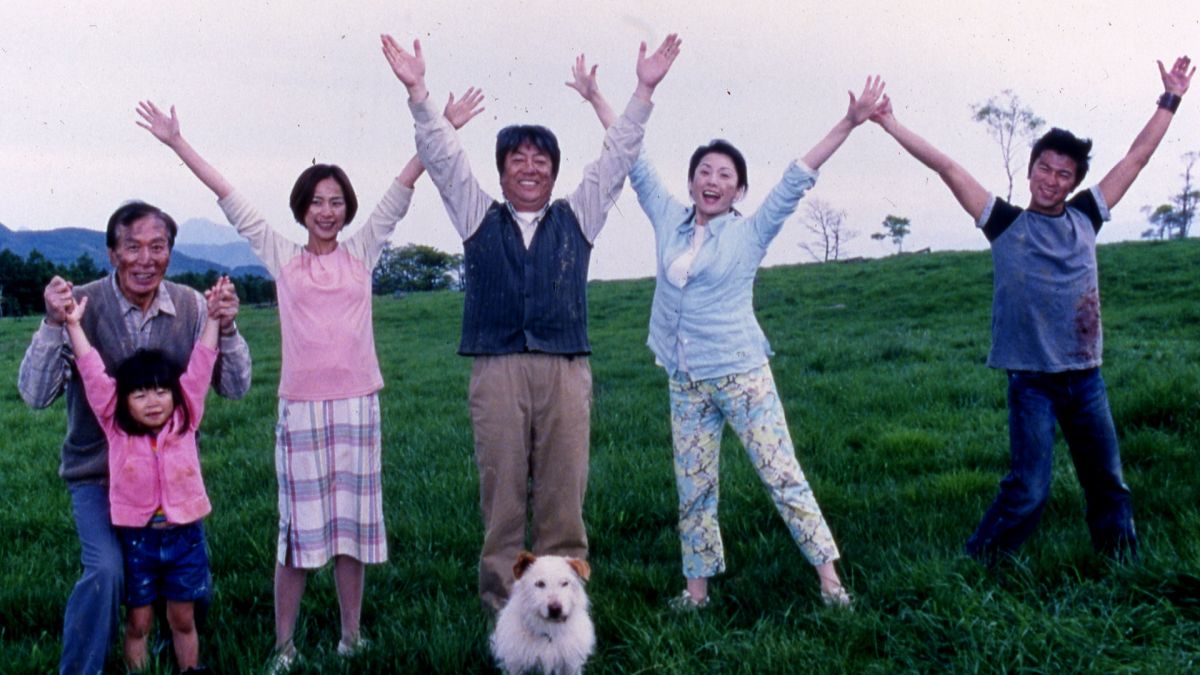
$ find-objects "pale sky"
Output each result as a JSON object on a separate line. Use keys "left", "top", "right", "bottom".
{"left": 2, "top": 1, "right": 1196, "bottom": 279}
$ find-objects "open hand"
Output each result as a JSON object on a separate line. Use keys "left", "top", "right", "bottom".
{"left": 381, "top": 35, "right": 426, "bottom": 94}
{"left": 444, "top": 87, "right": 485, "bottom": 130}
{"left": 846, "top": 75, "right": 887, "bottom": 126}
{"left": 135, "top": 100, "right": 181, "bottom": 146}
{"left": 565, "top": 53, "right": 601, "bottom": 102}
{"left": 636, "top": 33, "right": 682, "bottom": 90}
{"left": 1158, "top": 55, "right": 1194, "bottom": 96}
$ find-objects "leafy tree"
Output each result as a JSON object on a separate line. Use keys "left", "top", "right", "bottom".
{"left": 799, "top": 199, "right": 856, "bottom": 263}
{"left": 1142, "top": 151, "right": 1199, "bottom": 240}
{"left": 972, "top": 90, "right": 1045, "bottom": 202}
{"left": 0, "top": 249, "right": 62, "bottom": 316}
{"left": 373, "top": 243, "right": 463, "bottom": 294}
{"left": 65, "top": 254, "right": 106, "bottom": 284}
{"left": 871, "top": 215, "right": 911, "bottom": 254}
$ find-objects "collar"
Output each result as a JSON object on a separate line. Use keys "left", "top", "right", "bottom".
{"left": 676, "top": 206, "right": 742, "bottom": 237}
{"left": 506, "top": 201, "right": 551, "bottom": 226}
{"left": 110, "top": 274, "right": 176, "bottom": 319}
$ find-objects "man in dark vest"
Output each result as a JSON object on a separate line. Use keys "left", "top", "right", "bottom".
{"left": 869, "top": 55, "right": 1192, "bottom": 564}
{"left": 382, "top": 33, "right": 681, "bottom": 609}
{"left": 18, "top": 201, "right": 252, "bottom": 674}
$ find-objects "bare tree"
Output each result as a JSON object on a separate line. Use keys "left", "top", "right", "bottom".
{"left": 1141, "top": 151, "right": 1200, "bottom": 240}
{"left": 972, "top": 90, "right": 1045, "bottom": 202}
{"left": 798, "top": 199, "right": 856, "bottom": 262}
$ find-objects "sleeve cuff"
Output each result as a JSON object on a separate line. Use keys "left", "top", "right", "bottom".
{"left": 409, "top": 96, "right": 441, "bottom": 124}
{"left": 621, "top": 95, "right": 654, "bottom": 125}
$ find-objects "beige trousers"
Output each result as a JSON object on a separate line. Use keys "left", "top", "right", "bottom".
{"left": 469, "top": 353, "right": 592, "bottom": 610}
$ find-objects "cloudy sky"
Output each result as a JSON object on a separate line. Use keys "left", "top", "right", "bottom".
{"left": 2, "top": 1, "right": 1196, "bottom": 279}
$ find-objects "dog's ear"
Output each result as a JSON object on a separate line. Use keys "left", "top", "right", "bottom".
{"left": 567, "top": 558, "right": 591, "bottom": 583}
{"left": 513, "top": 551, "right": 538, "bottom": 580}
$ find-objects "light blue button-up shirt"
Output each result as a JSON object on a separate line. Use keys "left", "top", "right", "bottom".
{"left": 630, "top": 152, "right": 818, "bottom": 380}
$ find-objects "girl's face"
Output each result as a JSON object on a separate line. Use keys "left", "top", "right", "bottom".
{"left": 127, "top": 386, "right": 175, "bottom": 432}
{"left": 304, "top": 177, "right": 348, "bottom": 249}
{"left": 688, "top": 152, "right": 743, "bottom": 225}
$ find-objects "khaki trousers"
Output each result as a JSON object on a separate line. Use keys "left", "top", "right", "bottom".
{"left": 469, "top": 353, "right": 592, "bottom": 610}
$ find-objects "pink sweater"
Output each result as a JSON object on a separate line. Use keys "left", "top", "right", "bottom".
{"left": 218, "top": 180, "right": 413, "bottom": 400}
{"left": 76, "top": 345, "right": 216, "bottom": 527}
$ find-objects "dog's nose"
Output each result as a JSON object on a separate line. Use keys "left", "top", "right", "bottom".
{"left": 547, "top": 602, "right": 563, "bottom": 619}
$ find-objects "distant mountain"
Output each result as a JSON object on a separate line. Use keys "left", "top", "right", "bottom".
{"left": 0, "top": 221, "right": 269, "bottom": 277}
{"left": 177, "top": 217, "right": 245, "bottom": 245}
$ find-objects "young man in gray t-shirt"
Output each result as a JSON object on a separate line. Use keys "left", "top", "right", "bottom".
{"left": 869, "top": 55, "right": 1193, "bottom": 564}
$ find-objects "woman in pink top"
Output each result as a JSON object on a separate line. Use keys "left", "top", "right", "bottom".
{"left": 137, "top": 91, "right": 483, "bottom": 668}
{"left": 65, "top": 278, "right": 227, "bottom": 674}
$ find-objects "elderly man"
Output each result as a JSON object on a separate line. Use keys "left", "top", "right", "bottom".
{"left": 18, "top": 200, "right": 252, "bottom": 674}
{"left": 381, "top": 33, "right": 680, "bottom": 609}
{"left": 870, "top": 56, "right": 1193, "bottom": 564}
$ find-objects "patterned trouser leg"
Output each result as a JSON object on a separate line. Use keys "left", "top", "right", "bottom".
{"left": 670, "top": 364, "right": 840, "bottom": 579}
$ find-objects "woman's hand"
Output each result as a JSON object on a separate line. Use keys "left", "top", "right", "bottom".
{"left": 444, "top": 87, "right": 485, "bottom": 130}
{"left": 135, "top": 100, "right": 182, "bottom": 147}
{"left": 565, "top": 53, "right": 601, "bottom": 103}
{"left": 845, "top": 75, "right": 886, "bottom": 126}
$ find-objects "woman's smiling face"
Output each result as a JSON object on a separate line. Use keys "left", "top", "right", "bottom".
{"left": 688, "top": 152, "right": 743, "bottom": 225}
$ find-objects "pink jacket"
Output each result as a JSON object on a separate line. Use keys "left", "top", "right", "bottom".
{"left": 76, "top": 345, "right": 216, "bottom": 527}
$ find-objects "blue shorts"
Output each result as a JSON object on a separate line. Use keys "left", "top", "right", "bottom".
{"left": 116, "top": 521, "right": 211, "bottom": 607}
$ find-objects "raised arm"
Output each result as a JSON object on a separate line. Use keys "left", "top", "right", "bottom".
{"left": 17, "top": 276, "right": 75, "bottom": 407}
{"left": 633, "top": 33, "right": 681, "bottom": 104}
{"left": 394, "top": 86, "right": 486, "bottom": 188}
{"left": 1097, "top": 55, "right": 1194, "bottom": 209}
{"left": 136, "top": 101, "right": 234, "bottom": 200}
{"left": 63, "top": 296, "right": 94, "bottom": 359}
{"left": 566, "top": 54, "right": 617, "bottom": 130}
{"left": 871, "top": 94, "right": 991, "bottom": 221}
{"left": 801, "top": 76, "right": 887, "bottom": 170}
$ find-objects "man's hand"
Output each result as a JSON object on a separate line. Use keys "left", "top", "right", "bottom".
{"left": 381, "top": 35, "right": 429, "bottom": 102}
{"left": 1158, "top": 55, "right": 1194, "bottom": 96}
{"left": 43, "top": 276, "right": 75, "bottom": 327}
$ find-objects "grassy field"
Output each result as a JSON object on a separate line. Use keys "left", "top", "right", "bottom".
{"left": 3, "top": 239, "right": 1200, "bottom": 673}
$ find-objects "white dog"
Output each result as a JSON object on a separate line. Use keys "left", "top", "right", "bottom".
{"left": 490, "top": 551, "right": 595, "bottom": 675}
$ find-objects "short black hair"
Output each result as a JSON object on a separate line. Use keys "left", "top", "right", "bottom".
{"left": 688, "top": 139, "right": 749, "bottom": 191}
{"left": 289, "top": 164, "right": 358, "bottom": 226}
{"left": 495, "top": 125, "right": 561, "bottom": 178}
{"left": 106, "top": 202, "right": 178, "bottom": 250}
{"left": 1029, "top": 128, "right": 1093, "bottom": 188}
{"left": 113, "top": 349, "right": 190, "bottom": 435}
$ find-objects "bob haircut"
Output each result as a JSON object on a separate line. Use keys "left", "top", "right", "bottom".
{"left": 106, "top": 201, "right": 178, "bottom": 251}
{"left": 289, "top": 164, "right": 359, "bottom": 226}
{"left": 113, "top": 349, "right": 190, "bottom": 435}
{"left": 495, "top": 125, "right": 561, "bottom": 179}
{"left": 688, "top": 139, "right": 749, "bottom": 191}
{"left": 1029, "top": 128, "right": 1093, "bottom": 189}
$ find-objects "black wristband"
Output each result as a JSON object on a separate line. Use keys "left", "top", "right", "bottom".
{"left": 1158, "top": 92, "right": 1182, "bottom": 113}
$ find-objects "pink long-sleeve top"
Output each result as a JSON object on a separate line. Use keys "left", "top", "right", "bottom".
{"left": 76, "top": 344, "right": 216, "bottom": 527}
{"left": 218, "top": 179, "right": 413, "bottom": 400}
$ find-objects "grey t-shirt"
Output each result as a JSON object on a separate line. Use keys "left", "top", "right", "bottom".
{"left": 979, "top": 186, "right": 1110, "bottom": 372}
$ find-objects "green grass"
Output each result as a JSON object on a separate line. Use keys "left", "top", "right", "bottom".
{"left": 3, "top": 238, "right": 1200, "bottom": 673}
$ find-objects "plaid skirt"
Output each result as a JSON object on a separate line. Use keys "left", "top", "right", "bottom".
{"left": 275, "top": 393, "right": 388, "bottom": 568}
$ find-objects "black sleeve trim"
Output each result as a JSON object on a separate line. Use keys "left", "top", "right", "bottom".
{"left": 982, "top": 198, "right": 1023, "bottom": 242}
{"left": 1068, "top": 190, "right": 1103, "bottom": 233}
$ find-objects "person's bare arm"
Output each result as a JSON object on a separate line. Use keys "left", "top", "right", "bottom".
{"left": 871, "top": 94, "right": 991, "bottom": 221}
{"left": 1097, "top": 55, "right": 1194, "bottom": 209}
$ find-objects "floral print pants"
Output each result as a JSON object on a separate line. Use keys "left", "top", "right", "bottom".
{"left": 669, "top": 364, "right": 839, "bottom": 578}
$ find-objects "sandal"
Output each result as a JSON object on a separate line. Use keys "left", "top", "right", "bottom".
{"left": 668, "top": 589, "right": 710, "bottom": 612}
{"left": 820, "top": 585, "right": 853, "bottom": 609}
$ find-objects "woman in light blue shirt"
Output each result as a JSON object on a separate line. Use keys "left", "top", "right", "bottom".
{"left": 569, "top": 55, "right": 884, "bottom": 609}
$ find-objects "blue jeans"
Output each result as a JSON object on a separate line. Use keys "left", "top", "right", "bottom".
{"left": 966, "top": 368, "right": 1137, "bottom": 563}
{"left": 61, "top": 483, "right": 123, "bottom": 675}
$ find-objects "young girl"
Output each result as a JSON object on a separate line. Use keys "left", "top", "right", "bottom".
{"left": 64, "top": 277, "right": 228, "bottom": 673}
